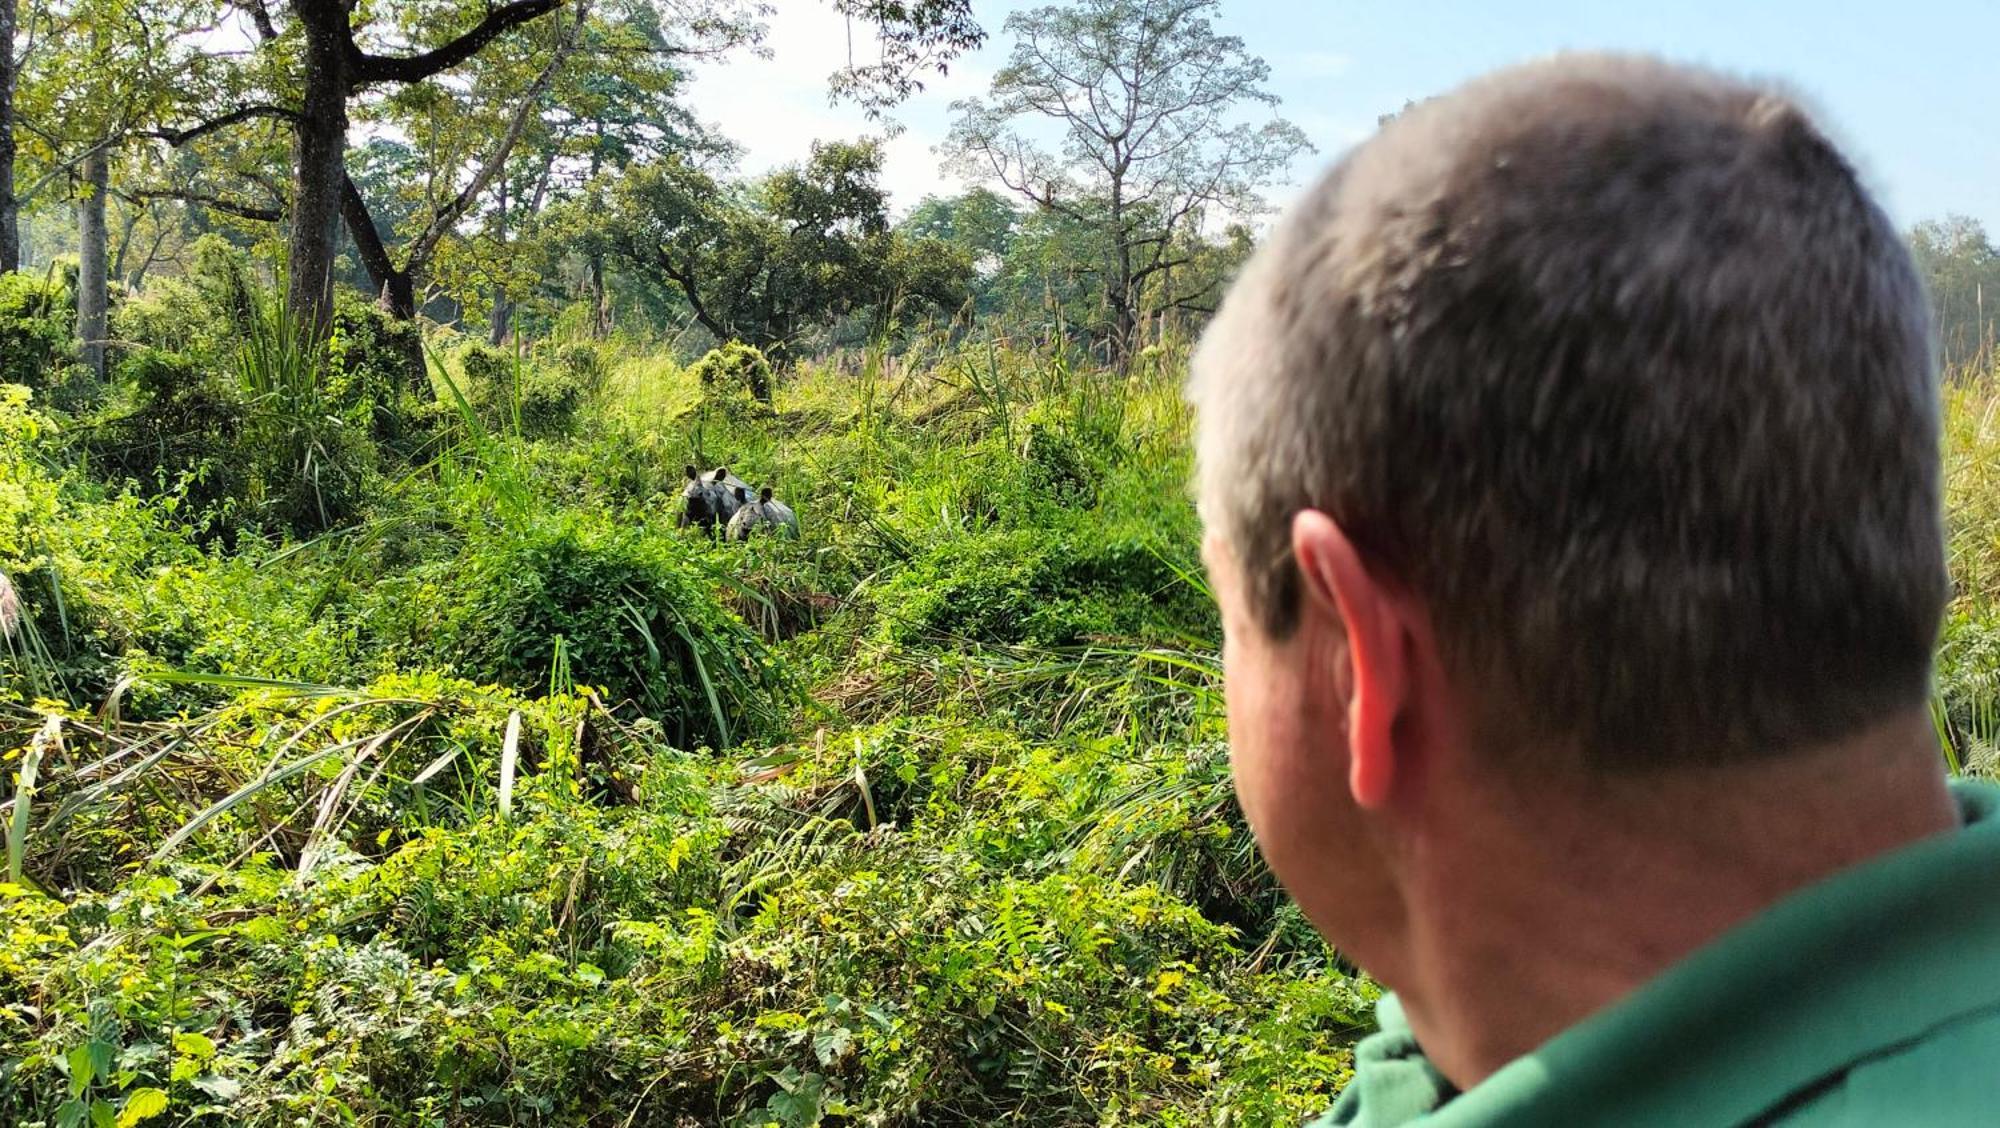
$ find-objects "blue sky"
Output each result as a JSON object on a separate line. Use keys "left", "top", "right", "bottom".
{"left": 688, "top": 0, "right": 1997, "bottom": 232}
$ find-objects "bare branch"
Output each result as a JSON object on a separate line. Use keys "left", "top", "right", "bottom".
{"left": 351, "top": 0, "right": 565, "bottom": 84}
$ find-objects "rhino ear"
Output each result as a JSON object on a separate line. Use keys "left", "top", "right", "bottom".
{"left": 760, "top": 487, "right": 773, "bottom": 503}
{"left": 685, "top": 464, "right": 698, "bottom": 480}
{"left": 736, "top": 487, "right": 750, "bottom": 502}
{"left": 712, "top": 465, "right": 729, "bottom": 481}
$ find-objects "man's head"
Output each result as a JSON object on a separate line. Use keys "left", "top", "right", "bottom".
{"left": 1188, "top": 55, "right": 1944, "bottom": 950}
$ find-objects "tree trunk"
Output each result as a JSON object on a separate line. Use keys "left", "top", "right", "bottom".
{"left": 0, "top": 0, "right": 17, "bottom": 274}
{"left": 287, "top": 0, "right": 353, "bottom": 338}
{"left": 490, "top": 285, "right": 510, "bottom": 345}
{"left": 1107, "top": 176, "right": 1136, "bottom": 369}
{"left": 111, "top": 200, "right": 141, "bottom": 282}
{"left": 379, "top": 270, "right": 416, "bottom": 319}
{"left": 589, "top": 253, "right": 609, "bottom": 338}
{"left": 587, "top": 121, "right": 610, "bottom": 338}
{"left": 489, "top": 177, "right": 509, "bottom": 345}
{"left": 379, "top": 271, "right": 429, "bottom": 395}
{"left": 78, "top": 146, "right": 109, "bottom": 379}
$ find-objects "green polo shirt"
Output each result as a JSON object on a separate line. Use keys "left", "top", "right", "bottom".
{"left": 1313, "top": 779, "right": 2000, "bottom": 1127}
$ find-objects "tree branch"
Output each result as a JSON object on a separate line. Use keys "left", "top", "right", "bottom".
{"left": 121, "top": 187, "right": 281, "bottom": 223}
{"left": 145, "top": 105, "right": 302, "bottom": 147}
{"left": 352, "top": 0, "right": 565, "bottom": 84}
{"left": 340, "top": 175, "right": 401, "bottom": 294}
{"left": 231, "top": 0, "right": 278, "bottom": 41}
{"left": 404, "top": 0, "right": 587, "bottom": 273}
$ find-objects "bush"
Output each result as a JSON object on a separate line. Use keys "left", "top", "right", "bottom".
{"left": 0, "top": 272, "right": 75, "bottom": 392}
{"left": 331, "top": 291, "right": 429, "bottom": 441}
{"left": 417, "top": 515, "right": 788, "bottom": 749}
{"left": 689, "top": 341, "right": 774, "bottom": 404}
{"left": 875, "top": 525, "right": 1197, "bottom": 649}
{"left": 87, "top": 348, "right": 249, "bottom": 533}
{"left": 188, "top": 232, "right": 257, "bottom": 330}
{"left": 517, "top": 368, "right": 585, "bottom": 438}
{"left": 110, "top": 238, "right": 272, "bottom": 365}
{"left": 453, "top": 343, "right": 584, "bottom": 438}
{"left": 1023, "top": 419, "right": 1097, "bottom": 507}
{"left": 549, "top": 340, "right": 610, "bottom": 397}
{"left": 111, "top": 275, "right": 214, "bottom": 359}
{"left": 454, "top": 341, "right": 512, "bottom": 401}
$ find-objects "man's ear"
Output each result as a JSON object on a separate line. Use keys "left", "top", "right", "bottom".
{"left": 1291, "top": 510, "right": 1409, "bottom": 811}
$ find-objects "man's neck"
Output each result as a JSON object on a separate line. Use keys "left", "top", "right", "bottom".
{"left": 1386, "top": 709, "right": 1959, "bottom": 1091}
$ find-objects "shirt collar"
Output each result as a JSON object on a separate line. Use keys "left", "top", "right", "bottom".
{"left": 1359, "top": 780, "right": 2000, "bottom": 1127}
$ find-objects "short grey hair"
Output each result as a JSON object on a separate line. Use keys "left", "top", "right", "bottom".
{"left": 1188, "top": 54, "right": 1945, "bottom": 768}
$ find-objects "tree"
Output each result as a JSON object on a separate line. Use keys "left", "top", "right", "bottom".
{"left": 12, "top": 0, "right": 214, "bottom": 376}
{"left": 824, "top": 0, "right": 983, "bottom": 116}
{"left": 900, "top": 187, "right": 1019, "bottom": 289}
{"left": 1910, "top": 216, "right": 2000, "bottom": 373}
{"left": 945, "top": 0, "right": 1307, "bottom": 362}
{"left": 1, "top": 0, "right": 18, "bottom": 271}
{"left": 144, "top": 0, "right": 986, "bottom": 341}
{"left": 581, "top": 139, "right": 968, "bottom": 380}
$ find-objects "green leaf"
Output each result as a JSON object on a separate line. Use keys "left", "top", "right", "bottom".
{"left": 171, "top": 1032, "right": 217, "bottom": 1060}
{"left": 66, "top": 1044, "right": 95, "bottom": 1099}
{"left": 88, "top": 1039, "right": 115, "bottom": 1081}
{"left": 811, "top": 1027, "right": 853, "bottom": 1067}
{"left": 192, "top": 1075, "right": 242, "bottom": 1102}
{"left": 116, "top": 1088, "right": 169, "bottom": 1127}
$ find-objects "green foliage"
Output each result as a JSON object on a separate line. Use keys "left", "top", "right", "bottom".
{"left": 234, "top": 298, "right": 379, "bottom": 535}
{"left": 581, "top": 141, "right": 972, "bottom": 362}
{"left": 454, "top": 343, "right": 587, "bottom": 439}
{"left": 87, "top": 349, "right": 249, "bottom": 534}
{"left": 689, "top": 340, "right": 775, "bottom": 404}
{"left": 330, "top": 292, "right": 431, "bottom": 445}
{"left": 1911, "top": 216, "right": 2000, "bottom": 374}
{"left": 876, "top": 525, "right": 1197, "bottom": 650}
{"left": 2, "top": 331, "right": 1355, "bottom": 1124}
{"left": 434, "top": 515, "right": 786, "bottom": 749}
{"left": 0, "top": 272, "right": 78, "bottom": 395}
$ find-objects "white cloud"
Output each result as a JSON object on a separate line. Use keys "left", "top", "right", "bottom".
{"left": 680, "top": 7, "right": 998, "bottom": 213}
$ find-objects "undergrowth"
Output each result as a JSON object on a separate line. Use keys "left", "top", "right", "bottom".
{"left": 0, "top": 326, "right": 1359, "bottom": 1127}
{"left": 7, "top": 305, "right": 1987, "bottom": 1125}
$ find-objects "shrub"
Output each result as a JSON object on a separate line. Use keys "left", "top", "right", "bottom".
{"left": 86, "top": 348, "right": 249, "bottom": 533}
{"left": 689, "top": 341, "right": 774, "bottom": 404}
{"left": 188, "top": 233, "right": 257, "bottom": 330}
{"left": 550, "top": 340, "right": 610, "bottom": 397}
{"left": 516, "top": 368, "right": 584, "bottom": 438}
{"left": 234, "top": 298, "right": 380, "bottom": 536}
{"left": 111, "top": 275, "right": 215, "bottom": 359}
{"left": 331, "top": 294, "right": 421, "bottom": 388}
{"left": 420, "top": 516, "right": 788, "bottom": 749}
{"left": 1022, "top": 419, "right": 1097, "bottom": 507}
{"left": 875, "top": 525, "right": 1196, "bottom": 649}
{"left": 455, "top": 341, "right": 513, "bottom": 402}
{"left": 0, "top": 272, "right": 75, "bottom": 392}
{"left": 453, "top": 343, "right": 583, "bottom": 438}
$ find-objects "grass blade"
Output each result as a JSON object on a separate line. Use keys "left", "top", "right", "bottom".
{"left": 6, "top": 715, "right": 57, "bottom": 884}
{"left": 499, "top": 710, "right": 521, "bottom": 820}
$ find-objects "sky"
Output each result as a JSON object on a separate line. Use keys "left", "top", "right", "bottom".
{"left": 685, "top": 0, "right": 1999, "bottom": 233}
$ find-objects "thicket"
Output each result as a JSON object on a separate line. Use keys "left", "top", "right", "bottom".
{"left": 2, "top": 271, "right": 1993, "bottom": 1125}
{"left": 0, "top": 280, "right": 1366, "bottom": 1126}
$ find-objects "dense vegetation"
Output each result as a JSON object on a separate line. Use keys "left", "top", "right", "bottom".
{"left": 0, "top": 241, "right": 1388, "bottom": 1123}
{"left": 2, "top": 0, "right": 1995, "bottom": 1123}
{"left": 4, "top": 243, "right": 1997, "bottom": 1126}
